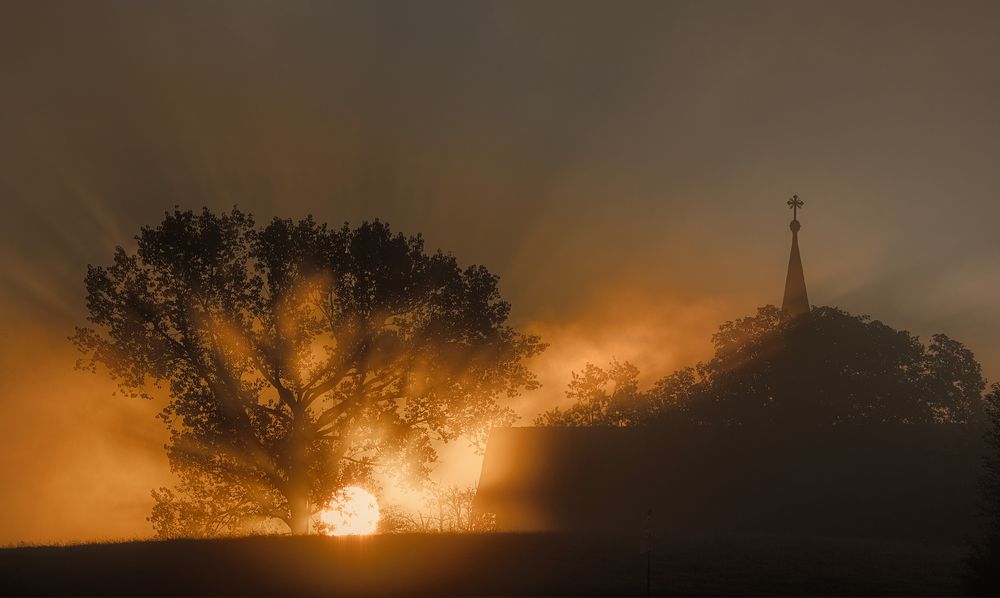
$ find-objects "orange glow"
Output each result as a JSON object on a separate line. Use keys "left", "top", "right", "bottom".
{"left": 320, "top": 486, "right": 381, "bottom": 536}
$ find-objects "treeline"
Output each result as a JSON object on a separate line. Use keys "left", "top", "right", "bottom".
{"left": 537, "top": 305, "right": 989, "bottom": 428}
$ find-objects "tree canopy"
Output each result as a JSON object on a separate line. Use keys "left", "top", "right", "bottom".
{"left": 74, "top": 208, "right": 544, "bottom": 536}
{"left": 538, "top": 306, "right": 985, "bottom": 427}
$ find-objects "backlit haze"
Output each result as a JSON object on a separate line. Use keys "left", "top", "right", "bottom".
{"left": 2, "top": 0, "right": 1000, "bottom": 544}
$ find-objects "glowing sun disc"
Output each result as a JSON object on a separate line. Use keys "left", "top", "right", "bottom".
{"left": 320, "top": 486, "right": 381, "bottom": 536}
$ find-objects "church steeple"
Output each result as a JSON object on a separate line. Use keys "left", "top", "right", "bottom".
{"left": 781, "top": 194, "right": 810, "bottom": 316}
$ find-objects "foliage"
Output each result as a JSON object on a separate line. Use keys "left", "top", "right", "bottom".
{"left": 380, "top": 485, "right": 496, "bottom": 533}
{"left": 538, "top": 305, "right": 985, "bottom": 427}
{"left": 534, "top": 360, "right": 642, "bottom": 427}
{"left": 73, "top": 208, "right": 543, "bottom": 536}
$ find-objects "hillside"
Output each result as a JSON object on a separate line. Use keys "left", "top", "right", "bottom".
{"left": 0, "top": 533, "right": 965, "bottom": 596}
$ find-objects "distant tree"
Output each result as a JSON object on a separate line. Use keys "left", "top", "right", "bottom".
{"left": 965, "top": 383, "right": 1000, "bottom": 594}
{"left": 535, "top": 360, "right": 702, "bottom": 427}
{"left": 535, "top": 360, "right": 643, "bottom": 427}
{"left": 539, "top": 305, "right": 985, "bottom": 427}
{"left": 379, "top": 484, "right": 495, "bottom": 533}
{"left": 73, "top": 208, "right": 543, "bottom": 536}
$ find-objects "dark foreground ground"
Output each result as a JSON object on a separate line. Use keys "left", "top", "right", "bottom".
{"left": 0, "top": 533, "right": 967, "bottom": 596}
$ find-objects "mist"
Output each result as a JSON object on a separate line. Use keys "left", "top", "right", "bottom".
{"left": 3, "top": 0, "right": 1000, "bottom": 543}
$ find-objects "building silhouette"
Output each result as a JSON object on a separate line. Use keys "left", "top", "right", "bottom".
{"left": 473, "top": 425, "right": 980, "bottom": 541}
{"left": 473, "top": 197, "right": 983, "bottom": 543}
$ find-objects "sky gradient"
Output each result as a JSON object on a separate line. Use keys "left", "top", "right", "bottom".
{"left": 2, "top": 0, "right": 1000, "bottom": 543}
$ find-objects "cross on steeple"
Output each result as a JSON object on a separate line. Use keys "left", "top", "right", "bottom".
{"left": 787, "top": 194, "right": 804, "bottom": 221}
{"left": 781, "top": 194, "right": 809, "bottom": 316}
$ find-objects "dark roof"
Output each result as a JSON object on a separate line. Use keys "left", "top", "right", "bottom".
{"left": 474, "top": 424, "right": 983, "bottom": 542}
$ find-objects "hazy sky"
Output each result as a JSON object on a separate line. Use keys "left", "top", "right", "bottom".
{"left": 2, "top": 0, "right": 999, "bottom": 543}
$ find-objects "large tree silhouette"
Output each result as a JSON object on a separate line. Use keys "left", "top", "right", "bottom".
{"left": 73, "top": 208, "right": 543, "bottom": 536}
{"left": 539, "top": 306, "right": 984, "bottom": 427}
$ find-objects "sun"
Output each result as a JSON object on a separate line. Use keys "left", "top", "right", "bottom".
{"left": 319, "top": 486, "right": 381, "bottom": 536}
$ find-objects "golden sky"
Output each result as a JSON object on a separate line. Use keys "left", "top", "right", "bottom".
{"left": 2, "top": 0, "right": 1000, "bottom": 543}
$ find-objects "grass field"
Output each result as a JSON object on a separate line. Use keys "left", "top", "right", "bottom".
{"left": 0, "top": 533, "right": 967, "bottom": 596}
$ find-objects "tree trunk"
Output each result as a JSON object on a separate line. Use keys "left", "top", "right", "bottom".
{"left": 287, "top": 411, "right": 312, "bottom": 535}
{"left": 288, "top": 485, "right": 310, "bottom": 535}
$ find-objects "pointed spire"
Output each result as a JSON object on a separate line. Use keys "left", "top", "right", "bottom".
{"left": 782, "top": 195, "right": 810, "bottom": 316}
